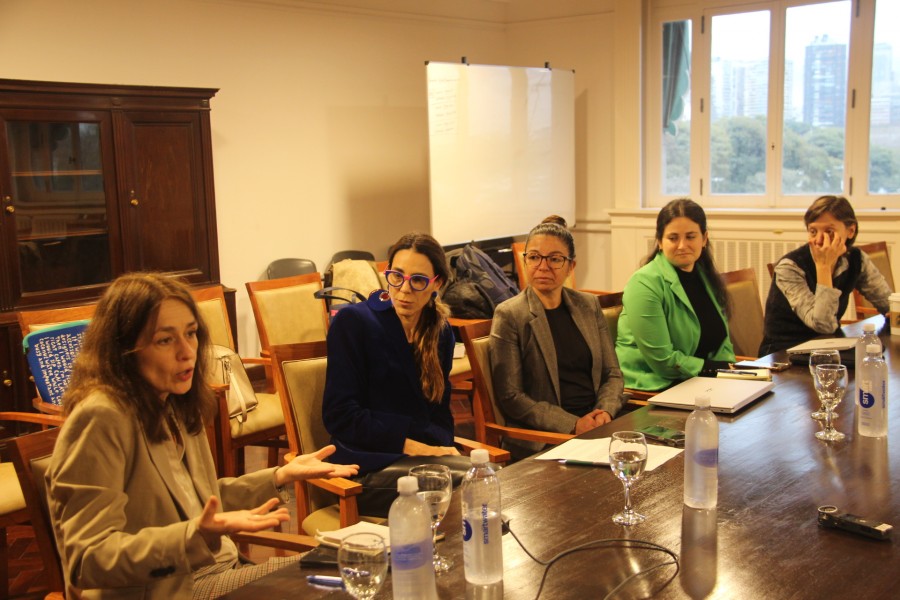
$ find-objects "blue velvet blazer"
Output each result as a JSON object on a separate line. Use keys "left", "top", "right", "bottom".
{"left": 322, "top": 292, "right": 455, "bottom": 474}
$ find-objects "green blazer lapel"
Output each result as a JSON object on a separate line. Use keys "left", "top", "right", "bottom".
{"left": 657, "top": 254, "right": 696, "bottom": 318}
{"left": 525, "top": 288, "right": 561, "bottom": 405}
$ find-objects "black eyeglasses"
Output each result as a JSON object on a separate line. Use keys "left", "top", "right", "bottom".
{"left": 523, "top": 252, "right": 572, "bottom": 270}
{"left": 384, "top": 270, "right": 437, "bottom": 292}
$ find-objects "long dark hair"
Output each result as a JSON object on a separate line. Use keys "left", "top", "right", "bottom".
{"left": 804, "top": 195, "right": 858, "bottom": 249}
{"left": 388, "top": 233, "right": 451, "bottom": 403}
{"left": 644, "top": 198, "right": 729, "bottom": 317}
{"left": 63, "top": 272, "right": 215, "bottom": 442}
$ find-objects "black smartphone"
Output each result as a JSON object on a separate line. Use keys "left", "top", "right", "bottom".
{"left": 636, "top": 425, "right": 685, "bottom": 447}
{"left": 298, "top": 545, "right": 338, "bottom": 568}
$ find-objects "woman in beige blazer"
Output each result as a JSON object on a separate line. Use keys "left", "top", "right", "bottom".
{"left": 47, "top": 273, "right": 357, "bottom": 599}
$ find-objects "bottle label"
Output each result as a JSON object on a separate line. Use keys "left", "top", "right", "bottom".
{"left": 859, "top": 383, "right": 875, "bottom": 409}
{"left": 391, "top": 539, "right": 431, "bottom": 571}
{"left": 694, "top": 448, "right": 718, "bottom": 468}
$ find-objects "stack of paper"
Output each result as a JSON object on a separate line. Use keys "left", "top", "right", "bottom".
{"left": 315, "top": 521, "right": 391, "bottom": 550}
{"left": 535, "top": 438, "right": 682, "bottom": 471}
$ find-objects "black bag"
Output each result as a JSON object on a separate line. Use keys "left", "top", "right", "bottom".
{"left": 443, "top": 244, "right": 518, "bottom": 319}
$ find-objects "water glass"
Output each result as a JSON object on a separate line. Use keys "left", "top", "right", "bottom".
{"left": 337, "top": 532, "right": 388, "bottom": 599}
{"left": 809, "top": 349, "right": 841, "bottom": 420}
{"left": 609, "top": 431, "right": 648, "bottom": 526}
{"left": 409, "top": 463, "right": 454, "bottom": 573}
{"left": 814, "top": 364, "right": 848, "bottom": 442}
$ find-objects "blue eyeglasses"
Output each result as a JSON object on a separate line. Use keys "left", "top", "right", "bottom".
{"left": 384, "top": 270, "right": 438, "bottom": 292}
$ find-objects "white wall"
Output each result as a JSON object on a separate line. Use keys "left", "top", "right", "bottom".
{"left": 1, "top": 0, "right": 634, "bottom": 352}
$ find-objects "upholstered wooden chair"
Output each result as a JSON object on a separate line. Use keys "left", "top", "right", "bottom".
{"left": 269, "top": 341, "right": 510, "bottom": 535}
{"left": 2, "top": 412, "right": 65, "bottom": 600}
{"left": 17, "top": 304, "right": 97, "bottom": 416}
{"left": 722, "top": 268, "right": 765, "bottom": 359}
{"left": 457, "top": 320, "right": 574, "bottom": 448}
{"left": 191, "top": 285, "right": 286, "bottom": 477}
{"left": 245, "top": 273, "right": 329, "bottom": 366}
{"left": 854, "top": 241, "right": 894, "bottom": 320}
{"left": 266, "top": 258, "right": 318, "bottom": 280}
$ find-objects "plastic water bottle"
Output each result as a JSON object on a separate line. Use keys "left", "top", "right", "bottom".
{"left": 855, "top": 322, "right": 881, "bottom": 373}
{"left": 461, "top": 449, "right": 503, "bottom": 585}
{"left": 857, "top": 344, "right": 888, "bottom": 438}
{"left": 853, "top": 323, "right": 881, "bottom": 430}
{"left": 684, "top": 395, "right": 718, "bottom": 509}
{"left": 389, "top": 476, "right": 437, "bottom": 600}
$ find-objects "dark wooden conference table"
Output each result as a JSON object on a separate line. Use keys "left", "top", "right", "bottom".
{"left": 224, "top": 316, "right": 899, "bottom": 599}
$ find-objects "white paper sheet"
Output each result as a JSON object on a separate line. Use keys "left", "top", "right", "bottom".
{"left": 535, "top": 437, "right": 683, "bottom": 471}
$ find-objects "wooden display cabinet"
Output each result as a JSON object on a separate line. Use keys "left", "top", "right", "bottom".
{"left": 0, "top": 79, "right": 223, "bottom": 413}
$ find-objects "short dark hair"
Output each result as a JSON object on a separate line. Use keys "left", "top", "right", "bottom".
{"left": 804, "top": 195, "right": 858, "bottom": 248}
{"left": 525, "top": 215, "right": 575, "bottom": 258}
{"left": 64, "top": 272, "right": 215, "bottom": 442}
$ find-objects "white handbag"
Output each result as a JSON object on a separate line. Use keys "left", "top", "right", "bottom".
{"left": 209, "top": 345, "right": 258, "bottom": 423}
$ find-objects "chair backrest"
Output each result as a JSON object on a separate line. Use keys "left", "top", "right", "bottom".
{"left": 458, "top": 320, "right": 507, "bottom": 447}
{"left": 190, "top": 285, "right": 235, "bottom": 350}
{"left": 246, "top": 273, "right": 328, "bottom": 350}
{"left": 8, "top": 427, "right": 66, "bottom": 595}
{"left": 591, "top": 291, "right": 625, "bottom": 343}
{"left": 18, "top": 304, "right": 97, "bottom": 409}
{"left": 855, "top": 241, "right": 894, "bottom": 313}
{"left": 330, "top": 250, "right": 375, "bottom": 265}
{"left": 266, "top": 258, "right": 318, "bottom": 280}
{"left": 766, "top": 262, "right": 775, "bottom": 280}
{"left": 270, "top": 341, "right": 330, "bottom": 513}
{"left": 722, "top": 268, "right": 765, "bottom": 358}
{"left": 511, "top": 241, "right": 576, "bottom": 291}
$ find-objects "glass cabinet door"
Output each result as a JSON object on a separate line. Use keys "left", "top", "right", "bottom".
{"left": 4, "top": 115, "right": 114, "bottom": 294}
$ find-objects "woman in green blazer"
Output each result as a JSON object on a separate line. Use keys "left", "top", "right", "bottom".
{"left": 616, "top": 199, "right": 736, "bottom": 391}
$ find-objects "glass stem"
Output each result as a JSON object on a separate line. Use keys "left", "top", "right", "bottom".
{"left": 824, "top": 407, "right": 834, "bottom": 432}
{"left": 622, "top": 482, "right": 633, "bottom": 514}
{"left": 432, "top": 526, "right": 439, "bottom": 560}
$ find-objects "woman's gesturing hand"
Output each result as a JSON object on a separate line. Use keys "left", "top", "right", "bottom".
{"left": 196, "top": 496, "right": 289, "bottom": 548}
{"left": 275, "top": 444, "right": 360, "bottom": 487}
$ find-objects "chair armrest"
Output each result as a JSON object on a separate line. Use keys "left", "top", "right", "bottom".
{"left": 229, "top": 530, "right": 318, "bottom": 552}
{"left": 454, "top": 436, "right": 511, "bottom": 464}
{"left": 308, "top": 477, "right": 364, "bottom": 497}
{"left": 481, "top": 424, "right": 573, "bottom": 445}
{"left": 624, "top": 388, "right": 657, "bottom": 402}
{"left": 31, "top": 398, "right": 64, "bottom": 416}
{"left": 0, "top": 411, "right": 66, "bottom": 427}
{"left": 241, "top": 356, "right": 272, "bottom": 367}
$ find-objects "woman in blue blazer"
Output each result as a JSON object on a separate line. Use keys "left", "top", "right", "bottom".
{"left": 616, "top": 199, "right": 736, "bottom": 391}
{"left": 323, "top": 233, "right": 470, "bottom": 513}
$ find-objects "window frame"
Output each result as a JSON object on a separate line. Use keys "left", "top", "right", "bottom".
{"left": 644, "top": 0, "right": 896, "bottom": 210}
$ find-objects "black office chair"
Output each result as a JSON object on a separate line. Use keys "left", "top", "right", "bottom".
{"left": 266, "top": 258, "right": 318, "bottom": 280}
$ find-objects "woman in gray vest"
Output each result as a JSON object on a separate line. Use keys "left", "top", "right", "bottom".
{"left": 760, "top": 195, "right": 892, "bottom": 355}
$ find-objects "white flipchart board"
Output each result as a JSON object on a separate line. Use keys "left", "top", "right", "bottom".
{"left": 426, "top": 62, "right": 575, "bottom": 246}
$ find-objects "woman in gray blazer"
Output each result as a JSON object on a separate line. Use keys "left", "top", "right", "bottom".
{"left": 490, "top": 217, "right": 625, "bottom": 457}
{"left": 47, "top": 273, "right": 358, "bottom": 599}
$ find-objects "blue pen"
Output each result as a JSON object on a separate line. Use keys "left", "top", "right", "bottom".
{"left": 307, "top": 575, "right": 345, "bottom": 588}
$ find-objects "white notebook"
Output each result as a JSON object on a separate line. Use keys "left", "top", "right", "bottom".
{"left": 648, "top": 376, "right": 775, "bottom": 414}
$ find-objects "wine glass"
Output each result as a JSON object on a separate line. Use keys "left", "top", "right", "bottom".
{"left": 409, "top": 463, "right": 453, "bottom": 573}
{"left": 809, "top": 349, "right": 841, "bottom": 420}
{"left": 814, "top": 364, "right": 848, "bottom": 442}
{"left": 609, "top": 431, "right": 648, "bottom": 526}
{"left": 337, "top": 532, "right": 388, "bottom": 599}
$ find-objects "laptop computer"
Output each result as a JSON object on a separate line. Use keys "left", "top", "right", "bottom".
{"left": 648, "top": 376, "right": 775, "bottom": 414}
{"left": 785, "top": 337, "right": 859, "bottom": 367}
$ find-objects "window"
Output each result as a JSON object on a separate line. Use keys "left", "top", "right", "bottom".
{"left": 647, "top": 0, "right": 899, "bottom": 209}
